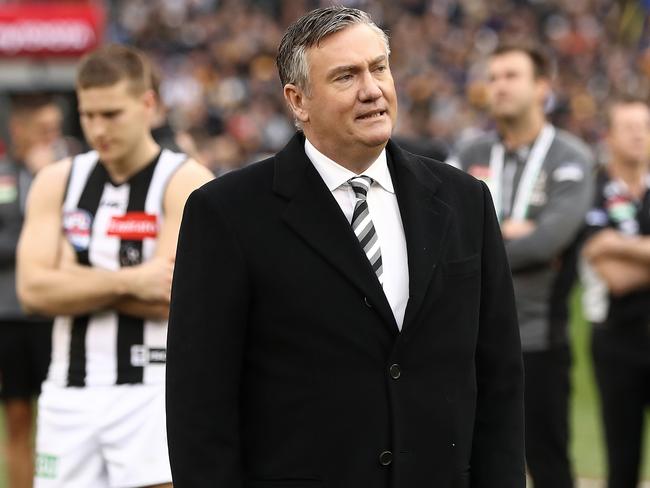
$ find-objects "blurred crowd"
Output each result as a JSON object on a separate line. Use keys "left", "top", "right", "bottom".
{"left": 106, "top": 0, "right": 650, "bottom": 173}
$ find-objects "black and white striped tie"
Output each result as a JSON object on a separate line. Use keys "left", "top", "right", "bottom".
{"left": 349, "top": 176, "right": 383, "bottom": 283}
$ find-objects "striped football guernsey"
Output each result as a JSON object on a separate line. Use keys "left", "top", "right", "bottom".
{"left": 47, "top": 149, "right": 186, "bottom": 387}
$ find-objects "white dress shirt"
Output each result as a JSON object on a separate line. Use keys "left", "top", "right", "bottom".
{"left": 305, "top": 138, "right": 409, "bottom": 330}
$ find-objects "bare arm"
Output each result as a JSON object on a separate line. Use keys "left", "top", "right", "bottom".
{"left": 17, "top": 159, "right": 130, "bottom": 316}
{"left": 584, "top": 228, "right": 650, "bottom": 264}
{"left": 591, "top": 256, "right": 650, "bottom": 296}
{"left": 583, "top": 229, "right": 650, "bottom": 296}
{"left": 55, "top": 235, "right": 173, "bottom": 321}
{"left": 112, "top": 159, "right": 214, "bottom": 319}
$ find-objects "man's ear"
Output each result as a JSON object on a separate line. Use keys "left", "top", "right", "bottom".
{"left": 535, "top": 78, "right": 551, "bottom": 105}
{"left": 283, "top": 83, "right": 309, "bottom": 124}
{"left": 142, "top": 89, "right": 157, "bottom": 111}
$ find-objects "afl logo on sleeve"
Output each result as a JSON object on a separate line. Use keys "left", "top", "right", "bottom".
{"left": 63, "top": 209, "right": 93, "bottom": 251}
{"left": 106, "top": 212, "right": 158, "bottom": 240}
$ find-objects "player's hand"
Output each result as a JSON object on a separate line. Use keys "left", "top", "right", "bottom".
{"left": 125, "top": 256, "right": 175, "bottom": 302}
{"left": 583, "top": 229, "right": 626, "bottom": 261}
{"left": 501, "top": 218, "right": 536, "bottom": 240}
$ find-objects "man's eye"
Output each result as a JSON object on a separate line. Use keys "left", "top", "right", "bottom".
{"left": 337, "top": 74, "right": 353, "bottom": 82}
{"left": 375, "top": 65, "right": 387, "bottom": 72}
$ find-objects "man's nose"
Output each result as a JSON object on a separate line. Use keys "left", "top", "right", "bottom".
{"left": 87, "top": 118, "right": 107, "bottom": 139}
{"left": 358, "top": 70, "right": 383, "bottom": 102}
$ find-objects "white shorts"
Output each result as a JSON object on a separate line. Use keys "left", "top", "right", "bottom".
{"left": 34, "top": 382, "right": 171, "bottom": 488}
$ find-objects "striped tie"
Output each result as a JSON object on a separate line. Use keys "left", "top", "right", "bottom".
{"left": 349, "top": 176, "right": 383, "bottom": 283}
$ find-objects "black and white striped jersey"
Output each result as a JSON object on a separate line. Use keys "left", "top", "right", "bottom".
{"left": 47, "top": 148, "right": 186, "bottom": 387}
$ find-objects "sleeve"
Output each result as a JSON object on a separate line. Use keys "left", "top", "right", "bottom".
{"left": 505, "top": 153, "right": 596, "bottom": 271}
{"left": 166, "top": 187, "right": 249, "bottom": 487}
{"left": 471, "top": 181, "right": 526, "bottom": 487}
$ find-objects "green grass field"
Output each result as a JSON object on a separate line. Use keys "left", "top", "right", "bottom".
{"left": 0, "top": 291, "right": 648, "bottom": 486}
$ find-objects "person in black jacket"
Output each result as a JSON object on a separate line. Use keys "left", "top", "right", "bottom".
{"left": 166, "top": 6, "right": 525, "bottom": 487}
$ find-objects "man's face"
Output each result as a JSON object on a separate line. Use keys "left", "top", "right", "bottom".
{"left": 486, "top": 51, "right": 545, "bottom": 121}
{"left": 10, "top": 104, "right": 63, "bottom": 154}
{"left": 608, "top": 103, "right": 650, "bottom": 165}
{"left": 296, "top": 24, "right": 398, "bottom": 160}
{"left": 77, "top": 79, "right": 153, "bottom": 164}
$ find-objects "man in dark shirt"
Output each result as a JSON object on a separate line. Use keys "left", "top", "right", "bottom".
{"left": 0, "top": 94, "right": 64, "bottom": 488}
{"left": 581, "top": 95, "right": 650, "bottom": 488}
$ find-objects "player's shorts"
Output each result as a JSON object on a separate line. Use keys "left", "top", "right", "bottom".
{"left": 0, "top": 319, "right": 52, "bottom": 401}
{"left": 34, "top": 382, "right": 171, "bottom": 488}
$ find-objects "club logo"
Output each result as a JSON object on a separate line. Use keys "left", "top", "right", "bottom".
{"left": 119, "top": 244, "right": 142, "bottom": 267}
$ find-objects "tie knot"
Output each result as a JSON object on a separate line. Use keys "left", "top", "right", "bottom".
{"left": 349, "top": 176, "right": 374, "bottom": 200}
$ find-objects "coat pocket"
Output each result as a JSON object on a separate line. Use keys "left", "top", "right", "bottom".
{"left": 245, "top": 478, "right": 324, "bottom": 488}
{"left": 443, "top": 253, "right": 480, "bottom": 278}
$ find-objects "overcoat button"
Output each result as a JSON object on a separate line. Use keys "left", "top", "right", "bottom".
{"left": 389, "top": 363, "right": 401, "bottom": 380}
{"left": 379, "top": 450, "right": 393, "bottom": 466}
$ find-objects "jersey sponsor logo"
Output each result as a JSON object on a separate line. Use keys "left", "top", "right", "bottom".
{"left": 130, "top": 345, "right": 166, "bottom": 366}
{"left": 63, "top": 209, "right": 93, "bottom": 251}
{"left": 107, "top": 212, "right": 158, "bottom": 240}
{"left": 35, "top": 453, "right": 58, "bottom": 479}
{"left": 0, "top": 175, "right": 17, "bottom": 204}
{"left": 468, "top": 164, "right": 491, "bottom": 181}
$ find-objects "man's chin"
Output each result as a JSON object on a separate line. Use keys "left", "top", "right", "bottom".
{"left": 491, "top": 110, "right": 521, "bottom": 122}
{"left": 360, "top": 128, "right": 392, "bottom": 148}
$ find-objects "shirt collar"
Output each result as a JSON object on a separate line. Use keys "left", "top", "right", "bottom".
{"left": 305, "top": 138, "right": 394, "bottom": 194}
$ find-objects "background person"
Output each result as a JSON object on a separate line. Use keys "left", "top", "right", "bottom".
{"left": 448, "top": 43, "right": 595, "bottom": 488}
{"left": 16, "top": 45, "right": 213, "bottom": 488}
{"left": 581, "top": 96, "right": 650, "bottom": 488}
{"left": 0, "top": 94, "right": 68, "bottom": 488}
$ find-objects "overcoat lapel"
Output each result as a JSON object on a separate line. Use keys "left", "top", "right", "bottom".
{"left": 274, "top": 134, "right": 399, "bottom": 335}
{"left": 386, "top": 141, "right": 452, "bottom": 334}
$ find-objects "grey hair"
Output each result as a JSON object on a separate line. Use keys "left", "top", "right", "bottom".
{"left": 276, "top": 6, "right": 390, "bottom": 92}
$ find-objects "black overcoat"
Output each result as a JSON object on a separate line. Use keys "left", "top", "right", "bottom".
{"left": 166, "top": 133, "right": 525, "bottom": 488}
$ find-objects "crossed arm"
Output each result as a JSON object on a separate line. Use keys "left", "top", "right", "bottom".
{"left": 501, "top": 166, "right": 594, "bottom": 271}
{"left": 16, "top": 157, "right": 213, "bottom": 319}
{"left": 582, "top": 228, "right": 650, "bottom": 296}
